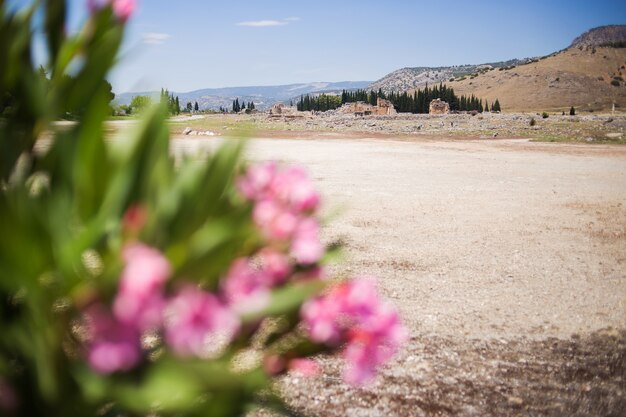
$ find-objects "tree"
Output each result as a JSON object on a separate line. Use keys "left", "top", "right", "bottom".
{"left": 130, "top": 95, "right": 152, "bottom": 113}
{"left": 186, "top": 102, "right": 192, "bottom": 112}
{"left": 569, "top": 106, "right": 576, "bottom": 116}
{"left": 194, "top": 101, "right": 199, "bottom": 112}
{"left": 492, "top": 99, "right": 501, "bottom": 112}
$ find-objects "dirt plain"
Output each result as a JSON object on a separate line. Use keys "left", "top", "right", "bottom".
{"left": 169, "top": 131, "right": 626, "bottom": 417}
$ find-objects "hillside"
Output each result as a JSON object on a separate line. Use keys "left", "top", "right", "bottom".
{"left": 370, "top": 25, "right": 626, "bottom": 112}
{"left": 368, "top": 59, "right": 533, "bottom": 93}
{"left": 445, "top": 46, "right": 626, "bottom": 112}
{"left": 570, "top": 25, "right": 626, "bottom": 48}
{"left": 114, "top": 81, "right": 371, "bottom": 110}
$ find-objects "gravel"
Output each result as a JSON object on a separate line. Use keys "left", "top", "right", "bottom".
{"left": 172, "top": 136, "right": 626, "bottom": 416}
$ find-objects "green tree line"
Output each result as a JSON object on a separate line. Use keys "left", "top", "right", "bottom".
{"left": 297, "top": 84, "right": 501, "bottom": 113}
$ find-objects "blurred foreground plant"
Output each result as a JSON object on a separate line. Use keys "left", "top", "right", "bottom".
{"left": 0, "top": 1, "right": 406, "bottom": 416}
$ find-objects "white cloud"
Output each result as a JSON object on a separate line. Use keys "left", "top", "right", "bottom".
{"left": 236, "top": 17, "right": 300, "bottom": 27}
{"left": 142, "top": 32, "right": 171, "bottom": 45}
{"left": 236, "top": 20, "right": 287, "bottom": 27}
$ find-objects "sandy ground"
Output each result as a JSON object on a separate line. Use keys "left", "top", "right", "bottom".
{"left": 172, "top": 135, "right": 626, "bottom": 416}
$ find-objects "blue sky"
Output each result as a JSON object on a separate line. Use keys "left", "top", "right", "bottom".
{"left": 10, "top": 0, "right": 626, "bottom": 93}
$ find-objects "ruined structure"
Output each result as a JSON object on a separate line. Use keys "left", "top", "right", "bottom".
{"left": 375, "top": 98, "right": 397, "bottom": 115}
{"left": 337, "top": 97, "right": 397, "bottom": 116}
{"left": 269, "top": 103, "right": 302, "bottom": 118}
{"left": 429, "top": 98, "right": 450, "bottom": 115}
{"left": 269, "top": 103, "right": 287, "bottom": 115}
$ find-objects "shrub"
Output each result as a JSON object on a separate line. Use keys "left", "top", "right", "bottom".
{"left": 611, "top": 79, "right": 621, "bottom": 87}
{"left": 530, "top": 117, "right": 537, "bottom": 126}
{"left": 0, "top": 2, "right": 406, "bottom": 416}
{"left": 542, "top": 112, "right": 549, "bottom": 119}
{"left": 570, "top": 106, "right": 576, "bottom": 116}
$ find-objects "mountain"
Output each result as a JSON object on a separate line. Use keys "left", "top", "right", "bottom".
{"left": 368, "top": 25, "right": 626, "bottom": 112}
{"left": 114, "top": 81, "right": 371, "bottom": 110}
{"left": 368, "top": 59, "right": 534, "bottom": 93}
{"left": 570, "top": 25, "right": 626, "bottom": 48}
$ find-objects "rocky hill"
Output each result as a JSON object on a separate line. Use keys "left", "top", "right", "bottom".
{"left": 368, "top": 59, "right": 532, "bottom": 93}
{"left": 570, "top": 25, "right": 626, "bottom": 48}
{"left": 114, "top": 81, "right": 371, "bottom": 111}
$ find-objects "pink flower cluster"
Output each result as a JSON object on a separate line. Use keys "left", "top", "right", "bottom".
{"left": 80, "top": 163, "right": 404, "bottom": 388}
{"left": 238, "top": 162, "right": 323, "bottom": 265}
{"left": 88, "top": 0, "right": 135, "bottom": 21}
{"left": 301, "top": 279, "right": 407, "bottom": 385}
{"left": 84, "top": 244, "right": 241, "bottom": 373}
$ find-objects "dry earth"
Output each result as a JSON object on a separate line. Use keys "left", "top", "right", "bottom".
{"left": 170, "top": 135, "right": 626, "bottom": 416}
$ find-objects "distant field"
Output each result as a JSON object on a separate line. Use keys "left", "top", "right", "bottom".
{"left": 160, "top": 113, "right": 626, "bottom": 145}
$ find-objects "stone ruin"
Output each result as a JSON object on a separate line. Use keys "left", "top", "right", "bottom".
{"left": 269, "top": 103, "right": 302, "bottom": 118}
{"left": 375, "top": 98, "right": 397, "bottom": 115}
{"left": 429, "top": 98, "right": 450, "bottom": 115}
{"left": 337, "top": 97, "right": 397, "bottom": 116}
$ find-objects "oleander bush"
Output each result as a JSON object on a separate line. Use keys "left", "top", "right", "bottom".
{"left": 0, "top": 1, "right": 405, "bottom": 416}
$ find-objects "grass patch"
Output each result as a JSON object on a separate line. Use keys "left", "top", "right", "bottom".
{"left": 530, "top": 134, "right": 626, "bottom": 144}
{"left": 107, "top": 115, "right": 140, "bottom": 121}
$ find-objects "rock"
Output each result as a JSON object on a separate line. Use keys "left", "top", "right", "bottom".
{"left": 182, "top": 127, "right": 193, "bottom": 135}
{"left": 605, "top": 132, "right": 623, "bottom": 139}
{"left": 507, "top": 396, "right": 524, "bottom": 407}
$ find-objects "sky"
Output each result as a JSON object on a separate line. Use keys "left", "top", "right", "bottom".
{"left": 10, "top": 0, "right": 626, "bottom": 93}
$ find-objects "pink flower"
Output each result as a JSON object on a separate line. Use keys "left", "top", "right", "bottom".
{"left": 291, "top": 218, "right": 324, "bottom": 264}
{"left": 271, "top": 166, "right": 320, "bottom": 212}
{"left": 165, "top": 286, "right": 240, "bottom": 358}
{"left": 83, "top": 304, "right": 142, "bottom": 374}
{"left": 343, "top": 303, "right": 408, "bottom": 385}
{"left": 257, "top": 248, "right": 291, "bottom": 285}
{"left": 113, "top": 292, "right": 165, "bottom": 331}
{"left": 88, "top": 0, "right": 135, "bottom": 21}
{"left": 237, "top": 162, "right": 276, "bottom": 200}
{"left": 122, "top": 204, "right": 147, "bottom": 232}
{"left": 239, "top": 163, "right": 320, "bottom": 213}
{"left": 112, "top": 0, "right": 135, "bottom": 20}
{"left": 301, "top": 290, "right": 346, "bottom": 344}
{"left": 301, "top": 279, "right": 407, "bottom": 386}
{"left": 0, "top": 378, "right": 18, "bottom": 413}
{"left": 288, "top": 358, "right": 320, "bottom": 377}
{"left": 221, "top": 258, "right": 270, "bottom": 313}
{"left": 253, "top": 200, "right": 298, "bottom": 240}
{"left": 113, "top": 244, "right": 171, "bottom": 329}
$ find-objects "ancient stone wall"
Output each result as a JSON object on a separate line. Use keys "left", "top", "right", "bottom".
{"left": 429, "top": 98, "right": 450, "bottom": 115}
